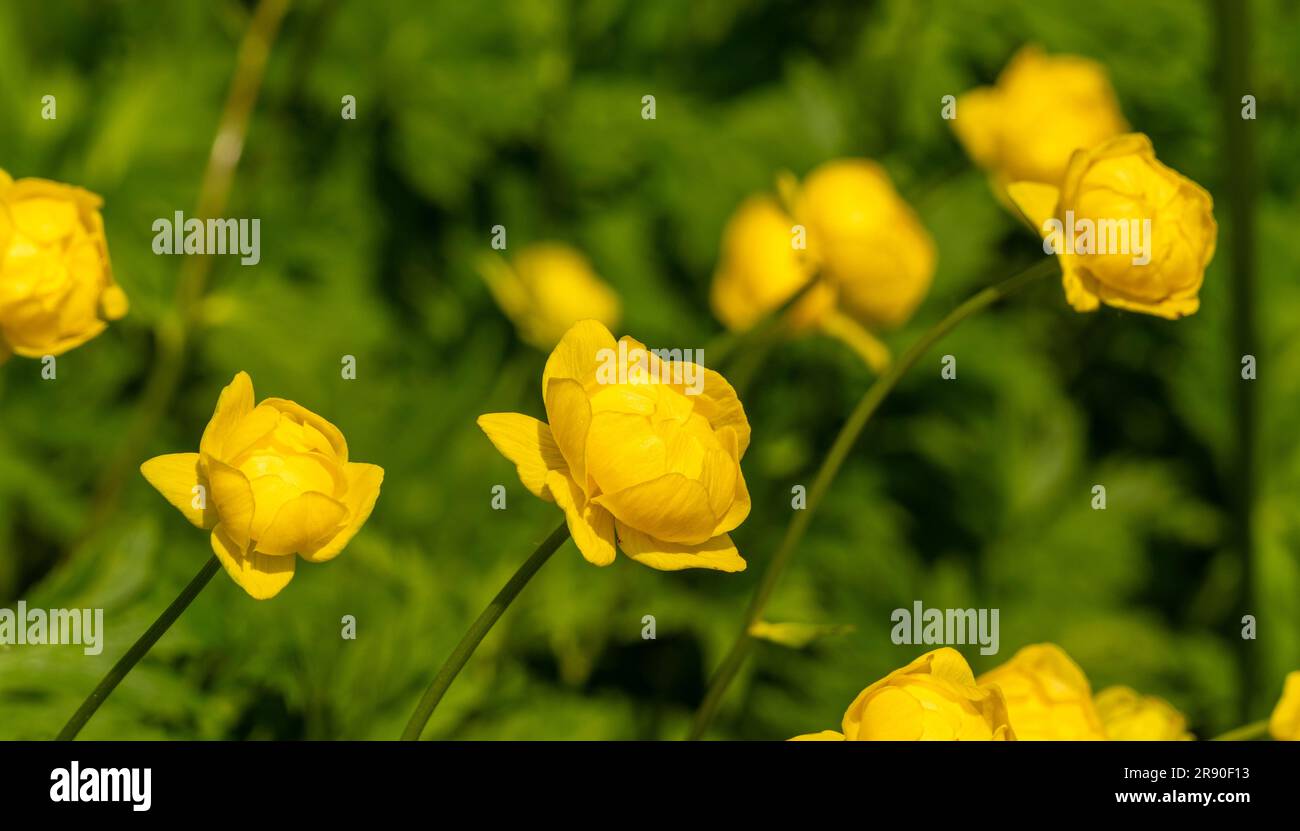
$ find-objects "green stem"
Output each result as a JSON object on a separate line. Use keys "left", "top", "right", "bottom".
{"left": 688, "top": 257, "right": 1058, "bottom": 739}
{"left": 401, "top": 521, "right": 571, "bottom": 740}
{"left": 57, "top": 556, "right": 221, "bottom": 740}
{"left": 1211, "top": 719, "right": 1269, "bottom": 741}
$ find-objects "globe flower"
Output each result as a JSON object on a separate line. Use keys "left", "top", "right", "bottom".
{"left": 1268, "top": 671, "right": 1300, "bottom": 740}
{"left": 977, "top": 644, "right": 1107, "bottom": 740}
{"left": 479, "top": 242, "right": 621, "bottom": 350}
{"left": 952, "top": 45, "right": 1127, "bottom": 190}
{"left": 1095, "top": 686, "right": 1193, "bottom": 741}
{"left": 0, "top": 170, "right": 128, "bottom": 362}
{"left": 790, "top": 648, "right": 1016, "bottom": 741}
{"left": 1007, "top": 133, "right": 1217, "bottom": 319}
{"left": 477, "top": 319, "right": 750, "bottom": 572}
{"left": 141, "top": 372, "right": 384, "bottom": 600}
{"left": 710, "top": 159, "right": 935, "bottom": 371}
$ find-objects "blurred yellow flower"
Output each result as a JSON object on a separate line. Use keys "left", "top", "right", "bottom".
{"left": 1007, "top": 134, "right": 1217, "bottom": 319}
{"left": 479, "top": 243, "right": 621, "bottom": 350}
{"left": 141, "top": 372, "right": 384, "bottom": 600}
{"left": 790, "top": 648, "right": 1016, "bottom": 741}
{"left": 0, "top": 170, "right": 128, "bottom": 362}
{"left": 952, "top": 45, "right": 1127, "bottom": 189}
{"left": 1095, "top": 686, "right": 1193, "bottom": 740}
{"left": 710, "top": 159, "right": 934, "bottom": 371}
{"left": 978, "top": 644, "right": 1107, "bottom": 740}
{"left": 478, "top": 319, "right": 750, "bottom": 572}
{"left": 1268, "top": 671, "right": 1300, "bottom": 740}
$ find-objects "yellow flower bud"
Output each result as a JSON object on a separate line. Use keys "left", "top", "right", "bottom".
{"left": 0, "top": 171, "right": 128, "bottom": 361}
{"left": 790, "top": 648, "right": 1016, "bottom": 741}
{"left": 141, "top": 372, "right": 384, "bottom": 600}
{"left": 977, "top": 644, "right": 1107, "bottom": 739}
{"left": 1268, "top": 671, "right": 1300, "bottom": 740}
{"left": 1007, "top": 133, "right": 1217, "bottom": 319}
{"left": 953, "top": 45, "right": 1127, "bottom": 189}
{"left": 478, "top": 320, "right": 750, "bottom": 572}
{"left": 479, "top": 243, "right": 621, "bottom": 350}
{"left": 1095, "top": 686, "right": 1193, "bottom": 740}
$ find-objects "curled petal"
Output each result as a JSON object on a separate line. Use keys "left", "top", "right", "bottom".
{"left": 615, "top": 523, "right": 746, "bottom": 573}
{"left": 477, "top": 413, "right": 567, "bottom": 501}
{"left": 140, "top": 452, "right": 215, "bottom": 529}
{"left": 546, "top": 470, "right": 615, "bottom": 566}
{"left": 211, "top": 524, "right": 295, "bottom": 600}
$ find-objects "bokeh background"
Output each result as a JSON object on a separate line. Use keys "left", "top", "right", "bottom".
{"left": 2, "top": 0, "right": 1298, "bottom": 740}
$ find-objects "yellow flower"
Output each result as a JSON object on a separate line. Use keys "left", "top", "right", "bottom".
{"left": 478, "top": 319, "right": 750, "bottom": 572}
{"left": 1007, "top": 134, "right": 1217, "bottom": 319}
{"left": 1268, "top": 671, "right": 1300, "bottom": 740}
{"left": 710, "top": 159, "right": 935, "bottom": 371}
{"left": 953, "top": 45, "right": 1127, "bottom": 189}
{"left": 0, "top": 170, "right": 128, "bottom": 362}
{"left": 977, "top": 644, "right": 1107, "bottom": 740}
{"left": 479, "top": 243, "right": 621, "bottom": 350}
{"left": 1095, "top": 686, "right": 1193, "bottom": 740}
{"left": 790, "top": 648, "right": 1016, "bottom": 741}
{"left": 141, "top": 372, "right": 384, "bottom": 600}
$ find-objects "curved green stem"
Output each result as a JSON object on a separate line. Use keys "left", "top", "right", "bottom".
{"left": 401, "top": 521, "right": 570, "bottom": 740}
{"left": 1211, "top": 719, "right": 1269, "bottom": 741}
{"left": 57, "top": 556, "right": 221, "bottom": 740}
{"left": 688, "top": 257, "right": 1059, "bottom": 739}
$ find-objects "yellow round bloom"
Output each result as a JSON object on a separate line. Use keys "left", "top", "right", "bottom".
{"left": 1268, "top": 671, "right": 1300, "bottom": 740}
{"left": 1095, "top": 686, "right": 1193, "bottom": 740}
{"left": 977, "top": 644, "right": 1107, "bottom": 740}
{"left": 794, "top": 159, "right": 936, "bottom": 331}
{"left": 1007, "top": 134, "right": 1217, "bottom": 319}
{"left": 478, "top": 319, "right": 750, "bottom": 572}
{"left": 141, "top": 372, "right": 384, "bottom": 600}
{"left": 790, "top": 648, "right": 1016, "bottom": 741}
{"left": 479, "top": 243, "right": 621, "bottom": 350}
{"left": 953, "top": 45, "right": 1127, "bottom": 189}
{"left": 0, "top": 170, "right": 128, "bottom": 361}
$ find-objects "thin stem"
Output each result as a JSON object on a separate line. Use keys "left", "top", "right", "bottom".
{"left": 73, "top": 0, "right": 292, "bottom": 556}
{"left": 1214, "top": 0, "right": 1257, "bottom": 722}
{"left": 401, "top": 521, "right": 571, "bottom": 740}
{"left": 57, "top": 556, "right": 222, "bottom": 740}
{"left": 688, "top": 258, "right": 1058, "bottom": 739}
{"left": 1211, "top": 719, "right": 1268, "bottom": 741}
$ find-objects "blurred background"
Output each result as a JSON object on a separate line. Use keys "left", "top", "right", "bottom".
{"left": 1, "top": 0, "right": 1298, "bottom": 740}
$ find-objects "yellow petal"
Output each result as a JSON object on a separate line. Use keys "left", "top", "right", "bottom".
{"left": 302, "top": 463, "right": 384, "bottom": 563}
{"left": 685, "top": 367, "right": 751, "bottom": 457}
{"left": 595, "top": 473, "right": 718, "bottom": 545}
{"left": 210, "top": 524, "right": 295, "bottom": 600}
{"left": 545, "top": 470, "right": 615, "bottom": 566}
{"left": 541, "top": 319, "right": 617, "bottom": 392}
{"left": 476, "top": 413, "right": 567, "bottom": 501}
{"left": 544, "top": 377, "right": 591, "bottom": 487}
{"left": 200, "top": 372, "right": 255, "bottom": 460}
{"left": 140, "top": 452, "right": 215, "bottom": 529}
{"left": 1005, "top": 181, "right": 1060, "bottom": 235}
{"left": 206, "top": 456, "right": 257, "bottom": 548}
{"left": 788, "top": 730, "right": 846, "bottom": 741}
{"left": 615, "top": 523, "right": 746, "bottom": 573}
{"left": 262, "top": 398, "right": 349, "bottom": 463}
{"left": 255, "top": 491, "right": 348, "bottom": 556}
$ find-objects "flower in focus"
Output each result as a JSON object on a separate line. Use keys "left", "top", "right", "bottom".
{"left": 1094, "top": 686, "right": 1193, "bottom": 741}
{"left": 977, "top": 643, "right": 1107, "bottom": 740}
{"left": 1268, "top": 671, "right": 1300, "bottom": 740}
{"left": 790, "top": 648, "right": 1016, "bottom": 741}
{"left": 710, "top": 159, "right": 935, "bottom": 372}
{"left": 0, "top": 170, "right": 128, "bottom": 362}
{"left": 479, "top": 242, "right": 621, "bottom": 351}
{"left": 478, "top": 319, "right": 750, "bottom": 572}
{"left": 1007, "top": 133, "right": 1217, "bottom": 319}
{"left": 141, "top": 372, "right": 384, "bottom": 600}
{"left": 952, "top": 45, "right": 1127, "bottom": 190}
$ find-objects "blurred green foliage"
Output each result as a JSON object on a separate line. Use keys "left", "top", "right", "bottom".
{"left": 1, "top": 0, "right": 1298, "bottom": 740}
